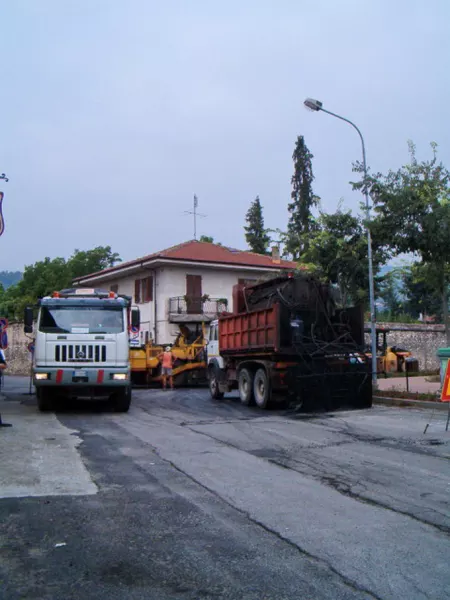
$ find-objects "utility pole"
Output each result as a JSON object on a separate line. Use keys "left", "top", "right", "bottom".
{"left": 184, "top": 194, "right": 206, "bottom": 240}
{"left": 304, "top": 98, "right": 378, "bottom": 386}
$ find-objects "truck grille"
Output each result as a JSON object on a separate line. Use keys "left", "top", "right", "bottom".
{"left": 54, "top": 344, "right": 107, "bottom": 363}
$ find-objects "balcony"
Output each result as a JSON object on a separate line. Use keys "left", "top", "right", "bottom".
{"left": 168, "top": 296, "right": 228, "bottom": 322}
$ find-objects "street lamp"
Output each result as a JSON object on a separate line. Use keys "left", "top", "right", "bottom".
{"left": 304, "top": 97, "right": 377, "bottom": 385}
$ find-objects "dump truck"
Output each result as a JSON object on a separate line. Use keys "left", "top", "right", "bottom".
{"left": 206, "top": 273, "right": 372, "bottom": 410}
{"left": 24, "top": 288, "right": 140, "bottom": 412}
{"left": 130, "top": 324, "right": 207, "bottom": 386}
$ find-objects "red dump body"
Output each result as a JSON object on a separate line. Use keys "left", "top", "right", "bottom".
{"left": 218, "top": 304, "right": 281, "bottom": 354}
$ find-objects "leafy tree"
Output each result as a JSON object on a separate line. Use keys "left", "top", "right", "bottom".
{"left": 303, "top": 207, "right": 386, "bottom": 307}
{"left": 244, "top": 196, "right": 270, "bottom": 254}
{"left": 377, "top": 269, "right": 403, "bottom": 317}
{"left": 401, "top": 262, "right": 443, "bottom": 320}
{"left": 0, "top": 246, "right": 122, "bottom": 320}
{"left": 199, "top": 235, "right": 214, "bottom": 243}
{"left": 357, "top": 141, "right": 450, "bottom": 341}
{"left": 286, "top": 136, "right": 319, "bottom": 259}
{"left": 69, "top": 246, "right": 120, "bottom": 279}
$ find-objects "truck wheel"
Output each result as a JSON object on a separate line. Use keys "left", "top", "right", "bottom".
{"left": 209, "top": 366, "right": 224, "bottom": 400}
{"left": 37, "top": 388, "right": 53, "bottom": 412}
{"left": 356, "top": 389, "right": 373, "bottom": 409}
{"left": 354, "top": 377, "right": 373, "bottom": 409}
{"left": 253, "top": 368, "right": 270, "bottom": 409}
{"left": 238, "top": 368, "right": 254, "bottom": 405}
{"left": 114, "top": 388, "right": 132, "bottom": 413}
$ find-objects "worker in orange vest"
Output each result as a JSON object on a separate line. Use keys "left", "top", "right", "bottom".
{"left": 158, "top": 346, "right": 175, "bottom": 390}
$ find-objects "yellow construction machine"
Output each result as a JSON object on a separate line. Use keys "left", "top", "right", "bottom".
{"left": 365, "top": 328, "right": 419, "bottom": 374}
{"left": 130, "top": 324, "right": 207, "bottom": 386}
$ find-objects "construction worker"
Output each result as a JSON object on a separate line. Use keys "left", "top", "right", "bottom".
{"left": 158, "top": 346, "right": 175, "bottom": 390}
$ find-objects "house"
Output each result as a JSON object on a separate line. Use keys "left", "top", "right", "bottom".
{"left": 73, "top": 240, "right": 298, "bottom": 344}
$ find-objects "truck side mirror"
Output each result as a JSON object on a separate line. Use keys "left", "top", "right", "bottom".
{"left": 131, "top": 308, "right": 140, "bottom": 330}
{"left": 24, "top": 307, "right": 34, "bottom": 333}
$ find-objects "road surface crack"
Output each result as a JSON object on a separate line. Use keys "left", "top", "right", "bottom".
{"left": 190, "top": 426, "right": 450, "bottom": 536}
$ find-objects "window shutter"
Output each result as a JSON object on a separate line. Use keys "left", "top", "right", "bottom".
{"left": 144, "top": 276, "right": 153, "bottom": 302}
{"left": 110, "top": 284, "right": 119, "bottom": 294}
{"left": 134, "top": 279, "right": 141, "bottom": 303}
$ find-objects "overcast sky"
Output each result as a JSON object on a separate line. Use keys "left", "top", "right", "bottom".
{"left": 1, "top": 0, "right": 448, "bottom": 271}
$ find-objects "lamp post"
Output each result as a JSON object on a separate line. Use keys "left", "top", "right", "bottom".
{"left": 304, "top": 98, "right": 377, "bottom": 385}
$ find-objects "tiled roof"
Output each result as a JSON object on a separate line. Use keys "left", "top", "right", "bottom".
{"left": 74, "top": 240, "right": 299, "bottom": 282}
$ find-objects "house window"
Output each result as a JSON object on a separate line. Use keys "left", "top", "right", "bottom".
{"left": 110, "top": 284, "right": 119, "bottom": 294}
{"left": 134, "top": 276, "right": 153, "bottom": 303}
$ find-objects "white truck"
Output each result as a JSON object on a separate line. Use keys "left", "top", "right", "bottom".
{"left": 24, "top": 288, "right": 140, "bottom": 412}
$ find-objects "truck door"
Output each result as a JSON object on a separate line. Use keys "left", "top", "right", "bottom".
{"left": 207, "top": 322, "right": 219, "bottom": 365}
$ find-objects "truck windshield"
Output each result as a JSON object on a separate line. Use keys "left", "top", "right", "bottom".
{"left": 39, "top": 306, "right": 124, "bottom": 334}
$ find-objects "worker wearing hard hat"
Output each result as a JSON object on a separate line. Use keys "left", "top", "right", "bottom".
{"left": 158, "top": 346, "right": 175, "bottom": 390}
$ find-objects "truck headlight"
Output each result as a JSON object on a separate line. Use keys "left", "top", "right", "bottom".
{"left": 35, "top": 373, "right": 49, "bottom": 380}
{"left": 111, "top": 373, "right": 128, "bottom": 381}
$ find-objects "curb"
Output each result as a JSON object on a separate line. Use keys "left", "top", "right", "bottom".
{"left": 373, "top": 395, "right": 449, "bottom": 411}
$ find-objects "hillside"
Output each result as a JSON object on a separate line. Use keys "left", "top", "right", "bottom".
{"left": 0, "top": 270, "right": 22, "bottom": 289}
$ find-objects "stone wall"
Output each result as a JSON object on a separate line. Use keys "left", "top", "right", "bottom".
{"left": 2, "top": 321, "right": 33, "bottom": 376}
{"left": 365, "top": 322, "right": 445, "bottom": 371}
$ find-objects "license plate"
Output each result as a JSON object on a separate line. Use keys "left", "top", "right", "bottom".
{"left": 73, "top": 370, "right": 87, "bottom": 378}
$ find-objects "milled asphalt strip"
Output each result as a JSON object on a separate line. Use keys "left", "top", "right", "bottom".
{"left": 0, "top": 403, "right": 97, "bottom": 498}
{"left": 160, "top": 453, "right": 383, "bottom": 600}
{"left": 114, "top": 409, "right": 450, "bottom": 600}
{"left": 186, "top": 424, "right": 450, "bottom": 536}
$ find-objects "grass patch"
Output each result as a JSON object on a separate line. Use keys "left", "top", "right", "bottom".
{"left": 379, "top": 370, "right": 439, "bottom": 379}
{"left": 374, "top": 389, "right": 441, "bottom": 402}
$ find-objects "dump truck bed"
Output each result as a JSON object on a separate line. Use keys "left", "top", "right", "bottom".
{"left": 219, "top": 304, "right": 282, "bottom": 354}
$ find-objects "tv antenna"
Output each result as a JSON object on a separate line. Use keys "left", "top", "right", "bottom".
{"left": 184, "top": 194, "right": 206, "bottom": 240}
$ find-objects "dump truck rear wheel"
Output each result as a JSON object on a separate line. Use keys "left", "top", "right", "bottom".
{"left": 209, "top": 366, "right": 224, "bottom": 400}
{"left": 253, "top": 368, "right": 270, "bottom": 409}
{"left": 238, "top": 368, "right": 254, "bottom": 405}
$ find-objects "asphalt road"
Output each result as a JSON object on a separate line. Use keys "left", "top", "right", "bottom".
{"left": 1, "top": 376, "right": 450, "bottom": 600}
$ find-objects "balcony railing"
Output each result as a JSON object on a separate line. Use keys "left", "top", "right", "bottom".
{"left": 169, "top": 296, "right": 228, "bottom": 319}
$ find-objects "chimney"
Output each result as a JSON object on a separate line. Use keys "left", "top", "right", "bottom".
{"left": 271, "top": 246, "right": 281, "bottom": 264}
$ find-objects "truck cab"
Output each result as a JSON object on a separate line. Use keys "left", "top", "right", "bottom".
{"left": 206, "top": 320, "right": 224, "bottom": 369}
{"left": 24, "top": 288, "right": 140, "bottom": 413}
{"left": 206, "top": 319, "right": 226, "bottom": 400}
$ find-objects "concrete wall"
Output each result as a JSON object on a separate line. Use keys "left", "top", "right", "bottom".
{"left": 365, "top": 322, "right": 445, "bottom": 371}
{"left": 2, "top": 321, "right": 33, "bottom": 376}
